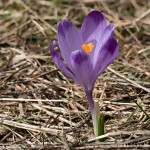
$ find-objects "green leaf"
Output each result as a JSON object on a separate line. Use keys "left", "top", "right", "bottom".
{"left": 98, "top": 113, "right": 104, "bottom": 142}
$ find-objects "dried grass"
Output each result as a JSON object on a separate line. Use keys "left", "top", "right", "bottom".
{"left": 0, "top": 0, "right": 150, "bottom": 149}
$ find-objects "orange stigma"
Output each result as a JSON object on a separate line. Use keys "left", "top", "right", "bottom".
{"left": 82, "top": 42, "right": 94, "bottom": 54}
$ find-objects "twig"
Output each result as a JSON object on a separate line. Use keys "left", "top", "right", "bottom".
{"left": 19, "top": 0, "right": 57, "bottom": 33}
{"left": 108, "top": 67, "right": 150, "bottom": 93}
{"left": 62, "top": 134, "right": 71, "bottom": 150}
{"left": 88, "top": 130, "right": 150, "bottom": 142}
{"left": 134, "top": 8, "right": 150, "bottom": 23}
{"left": 123, "top": 135, "right": 150, "bottom": 144}
{"left": 0, "top": 98, "right": 68, "bottom": 102}
{"left": 0, "top": 119, "right": 61, "bottom": 136}
{"left": 73, "top": 144, "right": 150, "bottom": 149}
{"left": 64, "top": 113, "right": 91, "bottom": 134}
{"left": 31, "top": 103, "right": 77, "bottom": 126}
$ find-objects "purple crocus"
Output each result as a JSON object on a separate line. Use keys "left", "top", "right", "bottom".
{"left": 50, "top": 11, "right": 118, "bottom": 136}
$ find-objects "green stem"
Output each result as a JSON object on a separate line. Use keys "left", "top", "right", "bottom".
{"left": 92, "top": 101, "right": 104, "bottom": 140}
{"left": 91, "top": 101, "right": 100, "bottom": 137}
{"left": 85, "top": 90, "right": 104, "bottom": 140}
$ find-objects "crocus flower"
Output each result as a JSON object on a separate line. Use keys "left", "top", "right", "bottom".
{"left": 50, "top": 11, "right": 119, "bottom": 136}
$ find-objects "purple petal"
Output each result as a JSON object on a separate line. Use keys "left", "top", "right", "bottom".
{"left": 93, "top": 36, "right": 119, "bottom": 77}
{"left": 70, "top": 50, "right": 94, "bottom": 91}
{"left": 50, "top": 41, "right": 75, "bottom": 80}
{"left": 57, "top": 19, "right": 83, "bottom": 68}
{"left": 93, "top": 24, "right": 115, "bottom": 65}
{"left": 80, "top": 11, "right": 107, "bottom": 43}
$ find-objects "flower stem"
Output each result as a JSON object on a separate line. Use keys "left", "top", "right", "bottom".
{"left": 85, "top": 90, "right": 104, "bottom": 140}
{"left": 85, "top": 90, "right": 94, "bottom": 113}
